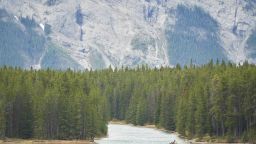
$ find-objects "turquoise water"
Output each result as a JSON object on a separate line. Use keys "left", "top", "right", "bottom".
{"left": 96, "top": 124, "right": 188, "bottom": 144}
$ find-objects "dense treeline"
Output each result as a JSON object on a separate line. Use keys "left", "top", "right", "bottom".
{"left": 0, "top": 61, "right": 256, "bottom": 142}
{"left": 0, "top": 67, "right": 108, "bottom": 140}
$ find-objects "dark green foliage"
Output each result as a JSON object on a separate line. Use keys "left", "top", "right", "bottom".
{"left": 102, "top": 63, "right": 255, "bottom": 142}
{"left": 0, "top": 68, "right": 107, "bottom": 140}
{"left": 0, "top": 62, "right": 255, "bottom": 142}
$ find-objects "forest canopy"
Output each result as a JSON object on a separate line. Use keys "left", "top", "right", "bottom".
{"left": 0, "top": 61, "right": 255, "bottom": 142}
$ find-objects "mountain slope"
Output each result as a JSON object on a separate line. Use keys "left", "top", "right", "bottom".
{"left": 0, "top": 0, "right": 256, "bottom": 69}
{"left": 0, "top": 9, "right": 82, "bottom": 70}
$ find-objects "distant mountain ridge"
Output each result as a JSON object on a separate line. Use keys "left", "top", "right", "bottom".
{"left": 0, "top": 0, "right": 256, "bottom": 69}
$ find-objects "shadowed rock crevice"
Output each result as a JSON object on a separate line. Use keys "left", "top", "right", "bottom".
{"left": 165, "top": 5, "right": 227, "bottom": 66}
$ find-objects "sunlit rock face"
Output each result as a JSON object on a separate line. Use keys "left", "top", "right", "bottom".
{"left": 0, "top": 0, "right": 256, "bottom": 69}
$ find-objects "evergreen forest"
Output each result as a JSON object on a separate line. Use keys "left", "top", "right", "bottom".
{"left": 0, "top": 61, "right": 255, "bottom": 142}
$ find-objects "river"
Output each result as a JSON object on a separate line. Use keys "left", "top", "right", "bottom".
{"left": 96, "top": 124, "right": 189, "bottom": 144}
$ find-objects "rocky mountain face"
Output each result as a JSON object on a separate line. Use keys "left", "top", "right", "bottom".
{"left": 0, "top": 0, "right": 256, "bottom": 69}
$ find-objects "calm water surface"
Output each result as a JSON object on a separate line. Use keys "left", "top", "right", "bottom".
{"left": 96, "top": 124, "right": 189, "bottom": 144}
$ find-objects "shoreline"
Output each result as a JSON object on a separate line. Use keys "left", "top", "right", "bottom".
{"left": 108, "top": 120, "right": 189, "bottom": 143}
{"left": 0, "top": 139, "right": 94, "bottom": 144}
{"left": 109, "top": 120, "right": 249, "bottom": 144}
{"left": 0, "top": 121, "right": 250, "bottom": 144}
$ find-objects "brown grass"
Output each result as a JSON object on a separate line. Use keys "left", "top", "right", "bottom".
{"left": 0, "top": 139, "right": 93, "bottom": 144}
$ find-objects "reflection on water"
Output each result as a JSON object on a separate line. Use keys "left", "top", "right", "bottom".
{"left": 96, "top": 124, "right": 189, "bottom": 144}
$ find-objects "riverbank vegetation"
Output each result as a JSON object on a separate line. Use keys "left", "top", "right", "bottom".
{"left": 0, "top": 61, "right": 255, "bottom": 142}
{"left": 0, "top": 139, "right": 92, "bottom": 144}
{"left": 0, "top": 67, "right": 108, "bottom": 140}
